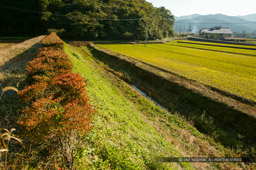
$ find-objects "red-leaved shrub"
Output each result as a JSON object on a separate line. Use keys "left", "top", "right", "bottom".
{"left": 35, "top": 47, "right": 66, "bottom": 58}
{"left": 18, "top": 82, "right": 48, "bottom": 104}
{"left": 52, "top": 72, "right": 88, "bottom": 103}
{"left": 41, "top": 32, "right": 64, "bottom": 49}
{"left": 25, "top": 51, "right": 73, "bottom": 84}
{"left": 18, "top": 96, "right": 62, "bottom": 133}
{"left": 18, "top": 33, "right": 95, "bottom": 168}
{"left": 61, "top": 100, "right": 94, "bottom": 134}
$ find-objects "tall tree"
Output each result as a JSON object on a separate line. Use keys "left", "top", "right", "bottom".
{"left": 0, "top": 0, "right": 175, "bottom": 40}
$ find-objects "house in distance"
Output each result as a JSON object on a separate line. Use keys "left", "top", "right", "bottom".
{"left": 199, "top": 26, "right": 233, "bottom": 40}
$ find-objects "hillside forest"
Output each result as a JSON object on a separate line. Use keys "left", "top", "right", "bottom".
{"left": 0, "top": 0, "right": 175, "bottom": 40}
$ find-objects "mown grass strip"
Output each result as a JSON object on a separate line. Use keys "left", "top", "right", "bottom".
{"left": 167, "top": 42, "right": 256, "bottom": 56}
{"left": 176, "top": 40, "right": 256, "bottom": 49}
{"left": 99, "top": 44, "right": 256, "bottom": 102}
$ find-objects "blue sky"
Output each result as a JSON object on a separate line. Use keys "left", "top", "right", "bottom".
{"left": 146, "top": 0, "right": 256, "bottom": 17}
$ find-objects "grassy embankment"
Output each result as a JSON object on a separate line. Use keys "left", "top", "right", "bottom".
{"left": 64, "top": 43, "right": 249, "bottom": 169}
{"left": 99, "top": 43, "right": 256, "bottom": 103}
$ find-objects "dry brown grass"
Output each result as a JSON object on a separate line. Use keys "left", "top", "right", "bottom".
{"left": 0, "top": 128, "right": 22, "bottom": 169}
{"left": 0, "top": 36, "right": 45, "bottom": 88}
{"left": 0, "top": 36, "right": 56, "bottom": 169}
{"left": 0, "top": 36, "right": 46, "bottom": 168}
{"left": 144, "top": 116, "right": 245, "bottom": 169}
{"left": 0, "top": 36, "right": 45, "bottom": 67}
{"left": 0, "top": 43, "right": 14, "bottom": 50}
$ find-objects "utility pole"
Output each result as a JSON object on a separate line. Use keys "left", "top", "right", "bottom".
{"left": 188, "top": 24, "right": 192, "bottom": 36}
{"left": 144, "top": 18, "right": 148, "bottom": 47}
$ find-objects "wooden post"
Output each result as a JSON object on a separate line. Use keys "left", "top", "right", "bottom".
{"left": 145, "top": 18, "right": 148, "bottom": 47}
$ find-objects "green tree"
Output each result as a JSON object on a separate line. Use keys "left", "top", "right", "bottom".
{"left": 0, "top": 0, "right": 175, "bottom": 40}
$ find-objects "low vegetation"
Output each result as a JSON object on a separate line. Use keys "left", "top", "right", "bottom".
{"left": 246, "top": 39, "right": 256, "bottom": 44}
{"left": 99, "top": 43, "right": 256, "bottom": 102}
{"left": 1, "top": 34, "right": 255, "bottom": 169}
{"left": 64, "top": 43, "right": 252, "bottom": 169}
{"left": 41, "top": 32, "right": 64, "bottom": 49}
{"left": 170, "top": 40, "right": 256, "bottom": 56}
{"left": 176, "top": 40, "right": 256, "bottom": 49}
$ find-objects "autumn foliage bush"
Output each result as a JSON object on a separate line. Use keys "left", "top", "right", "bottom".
{"left": 19, "top": 73, "right": 95, "bottom": 138}
{"left": 53, "top": 73, "right": 88, "bottom": 103}
{"left": 25, "top": 49, "right": 73, "bottom": 84}
{"left": 18, "top": 33, "right": 95, "bottom": 168}
{"left": 41, "top": 32, "right": 64, "bottom": 49}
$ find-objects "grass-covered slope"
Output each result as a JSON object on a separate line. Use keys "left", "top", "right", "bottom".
{"left": 64, "top": 44, "right": 248, "bottom": 169}
{"left": 65, "top": 44, "right": 188, "bottom": 169}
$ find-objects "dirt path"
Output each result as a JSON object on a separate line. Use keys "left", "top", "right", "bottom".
{"left": 0, "top": 36, "right": 45, "bottom": 66}
{"left": 0, "top": 36, "right": 45, "bottom": 87}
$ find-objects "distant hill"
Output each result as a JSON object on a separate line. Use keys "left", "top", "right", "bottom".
{"left": 174, "top": 14, "right": 256, "bottom": 33}
{"left": 175, "top": 14, "right": 201, "bottom": 21}
{"left": 237, "top": 14, "right": 256, "bottom": 22}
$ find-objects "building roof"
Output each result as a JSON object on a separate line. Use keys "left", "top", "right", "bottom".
{"left": 200, "top": 26, "right": 233, "bottom": 34}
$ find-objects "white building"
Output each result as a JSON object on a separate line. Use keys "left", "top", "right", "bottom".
{"left": 199, "top": 26, "right": 233, "bottom": 39}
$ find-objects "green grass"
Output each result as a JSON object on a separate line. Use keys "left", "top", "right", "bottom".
{"left": 168, "top": 41, "right": 256, "bottom": 56}
{"left": 246, "top": 39, "right": 256, "bottom": 44}
{"left": 64, "top": 44, "right": 190, "bottom": 169}
{"left": 99, "top": 43, "right": 256, "bottom": 102}
{"left": 64, "top": 44, "right": 246, "bottom": 169}
{"left": 175, "top": 40, "right": 256, "bottom": 49}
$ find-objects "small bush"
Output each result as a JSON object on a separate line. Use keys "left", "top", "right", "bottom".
{"left": 19, "top": 73, "right": 96, "bottom": 168}
{"left": 52, "top": 72, "right": 88, "bottom": 104}
{"left": 42, "top": 32, "right": 64, "bottom": 49}
{"left": 18, "top": 96, "right": 62, "bottom": 134}
{"left": 35, "top": 47, "right": 65, "bottom": 58}
{"left": 19, "top": 73, "right": 94, "bottom": 134}
{"left": 18, "top": 81, "right": 48, "bottom": 104}
{"left": 25, "top": 50, "right": 73, "bottom": 84}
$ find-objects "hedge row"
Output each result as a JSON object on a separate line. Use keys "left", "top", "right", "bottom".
{"left": 18, "top": 33, "right": 95, "bottom": 168}
{"left": 25, "top": 48, "right": 73, "bottom": 84}
{"left": 41, "top": 32, "right": 64, "bottom": 49}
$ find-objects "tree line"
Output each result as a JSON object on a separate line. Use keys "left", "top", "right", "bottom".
{"left": 0, "top": 0, "right": 175, "bottom": 40}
